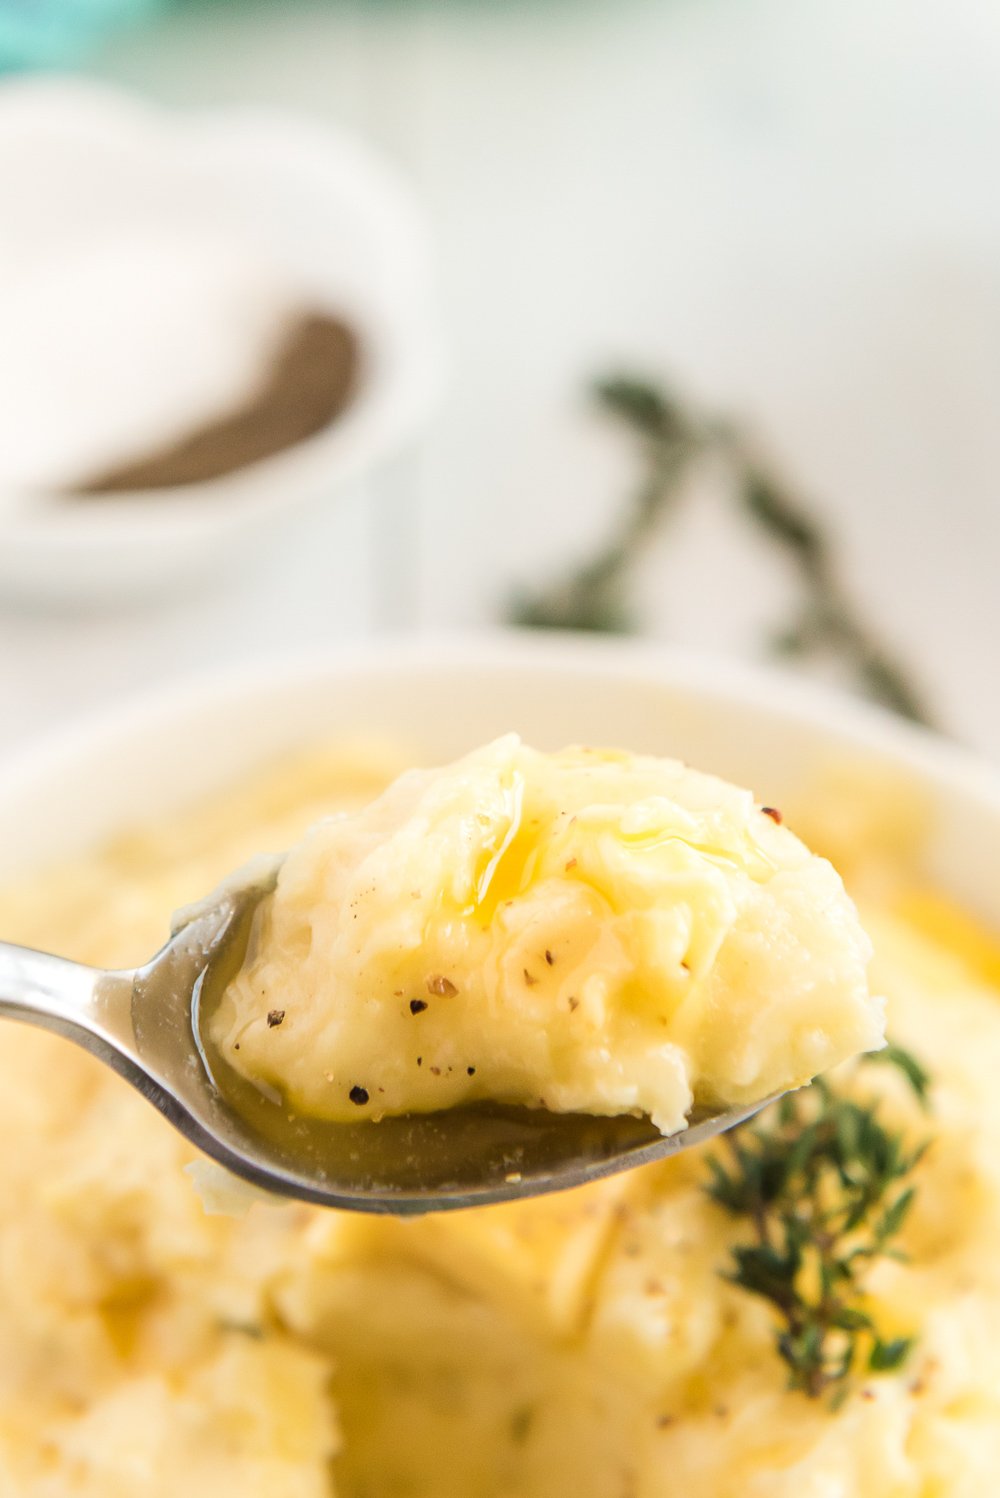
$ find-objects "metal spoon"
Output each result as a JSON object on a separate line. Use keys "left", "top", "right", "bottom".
{"left": 0, "top": 864, "right": 773, "bottom": 1214}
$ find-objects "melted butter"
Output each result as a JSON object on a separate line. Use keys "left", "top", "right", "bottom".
{"left": 468, "top": 800, "right": 776, "bottom": 931}
{"left": 468, "top": 747, "right": 660, "bottom": 923}
{"left": 466, "top": 775, "right": 541, "bottom": 923}
{"left": 890, "top": 889, "right": 1000, "bottom": 985}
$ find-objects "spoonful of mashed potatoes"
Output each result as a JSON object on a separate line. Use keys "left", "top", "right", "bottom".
{"left": 0, "top": 736, "right": 884, "bottom": 1211}
{"left": 210, "top": 736, "right": 883, "bottom": 1136}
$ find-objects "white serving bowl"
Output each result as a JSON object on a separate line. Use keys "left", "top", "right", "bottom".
{"left": 0, "top": 634, "right": 998, "bottom": 939}
{"left": 0, "top": 79, "right": 440, "bottom": 605}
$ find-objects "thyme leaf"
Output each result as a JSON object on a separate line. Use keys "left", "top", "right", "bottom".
{"left": 705, "top": 1044, "right": 931, "bottom": 1402}
{"left": 509, "top": 377, "right": 932, "bottom": 727}
{"left": 864, "top": 1043, "right": 932, "bottom": 1107}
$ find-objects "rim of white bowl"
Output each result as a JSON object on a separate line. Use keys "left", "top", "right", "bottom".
{"left": 1, "top": 630, "right": 997, "bottom": 809}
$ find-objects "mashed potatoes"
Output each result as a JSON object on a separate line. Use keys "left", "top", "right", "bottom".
{"left": 2, "top": 742, "right": 1000, "bottom": 1497}
{"left": 212, "top": 737, "right": 883, "bottom": 1134}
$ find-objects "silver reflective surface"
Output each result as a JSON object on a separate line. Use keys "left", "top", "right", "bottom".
{"left": 0, "top": 871, "right": 775, "bottom": 1214}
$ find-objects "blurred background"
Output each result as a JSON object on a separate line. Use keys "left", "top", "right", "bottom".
{"left": 0, "top": 0, "right": 997, "bottom": 755}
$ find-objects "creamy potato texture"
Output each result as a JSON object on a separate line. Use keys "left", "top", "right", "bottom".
{"left": 212, "top": 736, "right": 883, "bottom": 1133}
{"left": 2, "top": 742, "right": 1000, "bottom": 1497}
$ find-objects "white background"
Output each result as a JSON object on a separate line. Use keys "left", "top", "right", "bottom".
{"left": 2, "top": 0, "right": 999, "bottom": 756}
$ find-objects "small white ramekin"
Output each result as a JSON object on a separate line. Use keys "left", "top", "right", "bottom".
{"left": 0, "top": 79, "right": 441, "bottom": 605}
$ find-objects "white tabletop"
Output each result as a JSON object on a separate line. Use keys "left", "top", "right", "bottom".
{"left": 2, "top": 0, "right": 999, "bottom": 760}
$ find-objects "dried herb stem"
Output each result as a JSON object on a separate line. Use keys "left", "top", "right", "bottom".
{"left": 512, "top": 380, "right": 698, "bottom": 633}
{"left": 509, "top": 377, "right": 932, "bottom": 726}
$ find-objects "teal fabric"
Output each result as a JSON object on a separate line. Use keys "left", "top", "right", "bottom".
{"left": 0, "top": 0, "right": 165, "bottom": 70}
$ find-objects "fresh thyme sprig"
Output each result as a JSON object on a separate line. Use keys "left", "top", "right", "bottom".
{"left": 705, "top": 1045, "right": 931, "bottom": 1402}
{"left": 509, "top": 377, "right": 932, "bottom": 726}
{"left": 511, "top": 381, "right": 698, "bottom": 634}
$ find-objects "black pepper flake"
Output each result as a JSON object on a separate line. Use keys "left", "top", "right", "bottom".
{"left": 523, "top": 968, "right": 538, "bottom": 987}
{"left": 510, "top": 1405, "right": 534, "bottom": 1444}
{"left": 467, "top": 1066, "right": 476, "bottom": 1076}
{"left": 349, "top": 1085, "right": 369, "bottom": 1106}
{"left": 544, "top": 949, "right": 555, "bottom": 966}
{"left": 761, "top": 805, "right": 783, "bottom": 824}
{"left": 266, "top": 1008, "right": 285, "bottom": 1028}
{"left": 409, "top": 998, "right": 428, "bottom": 1015}
{"left": 234, "top": 1042, "right": 240, "bottom": 1050}
{"left": 417, "top": 1056, "right": 423, "bottom": 1066}
{"left": 568, "top": 996, "right": 580, "bottom": 1012}
{"left": 430, "top": 1066, "right": 441, "bottom": 1076}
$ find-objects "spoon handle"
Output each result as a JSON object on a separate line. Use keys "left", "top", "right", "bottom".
{"left": 0, "top": 940, "right": 133, "bottom": 1052}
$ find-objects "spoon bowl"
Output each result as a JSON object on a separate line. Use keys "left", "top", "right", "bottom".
{"left": 0, "top": 861, "right": 773, "bottom": 1214}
